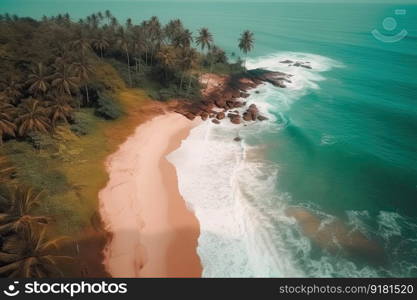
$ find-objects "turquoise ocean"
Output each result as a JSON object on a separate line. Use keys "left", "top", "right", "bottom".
{"left": 3, "top": 0, "right": 417, "bottom": 277}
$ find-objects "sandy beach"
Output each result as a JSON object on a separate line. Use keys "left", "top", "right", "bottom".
{"left": 99, "top": 113, "right": 202, "bottom": 277}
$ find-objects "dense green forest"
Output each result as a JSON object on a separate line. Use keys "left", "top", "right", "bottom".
{"left": 0, "top": 11, "right": 253, "bottom": 277}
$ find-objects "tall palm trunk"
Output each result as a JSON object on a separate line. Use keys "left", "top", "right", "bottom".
{"left": 100, "top": 47, "right": 103, "bottom": 59}
{"left": 84, "top": 85, "right": 89, "bottom": 106}
{"left": 180, "top": 72, "right": 184, "bottom": 90}
{"left": 125, "top": 49, "right": 132, "bottom": 87}
{"left": 187, "top": 74, "right": 193, "bottom": 96}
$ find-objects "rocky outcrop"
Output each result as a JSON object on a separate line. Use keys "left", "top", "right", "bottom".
{"left": 246, "top": 68, "right": 292, "bottom": 88}
{"left": 174, "top": 68, "right": 291, "bottom": 125}
{"left": 281, "top": 59, "right": 312, "bottom": 69}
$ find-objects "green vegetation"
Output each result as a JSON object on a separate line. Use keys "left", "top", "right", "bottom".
{"left": 0, "top": 10, "right": 253, "bottom": 277}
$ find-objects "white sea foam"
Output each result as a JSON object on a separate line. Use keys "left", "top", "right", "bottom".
{"left": 166, "top": 52, "right": 415, "bottom": 277}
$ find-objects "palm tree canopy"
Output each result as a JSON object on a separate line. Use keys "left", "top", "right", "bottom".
{"left": 0, "top": 186, "right": 48, "bottom": 235}
{"left": 15, "top": 98, "right": 51, "bottom": 136}
{"left": 51, "top": 65, "right": 79, "bottom": 95}
{"left": 0, "top": 227, "right": 72, "bottom": 278}
{"left": 196, "top": 27, "right": 213, "bottom": 51}
{"left": 46, "top": 94, "right": 74, "bottom": 125}
{"left": 26, "top": 63, "right": 51, "bottom": 95}
{"left": 238, "top": 30, "right": 254, "bottom": 54}
{"left": 70, "top": 60, "right": 93, "bottom": 84}
{"left": 157, "top": 46, "right": 176, "bottom": 69}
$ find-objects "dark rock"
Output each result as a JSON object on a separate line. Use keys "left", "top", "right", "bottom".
{"left": 257, "top": 115, "right": 269, "bottom": 121}
{"left": 234, "top": 137, "right": 242, "bottom": 142}
{"left": 215, "top": 99, "right": 226, "bottom": 108}
{"left": 212, "top": 119, "right": 220, "bottom": 124}
{"left": 201, "top": 112, "right": 209, "bottom": 121}
{"left": 246, "top": 68, "right": 291, "bottom": 88}
{"left": 234, "top": 101, "right": 244, "bottom": 108}
{"left": 216, "top": 112, "right": 225, "bottom": 120}
{"left": 280, "top": 60, "right": 293, "bottom": 64}
{"left": 242, "top": 112, "right": 252, "bottom": 122}
{"left": 240, "top": 92, "right": 250, "bottom": 98}
{"left": 185, "top": 113, "right": 196, "bottom": 120}
{"left": 228, "top": 113, "right": 241, "bottom": 124}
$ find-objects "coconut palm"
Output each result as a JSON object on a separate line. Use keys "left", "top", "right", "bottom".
{"left": 26, "top": 63, "right": 50, "bottom": 96}
{"left": 195, "top": 27, "right": 213, "bottom": 53}
{"left": 70, "top": 60, "right": 93, "bottom": 105}
{"left": 92, "top": 34, "right": 109, "bottom": 58}
{"left": 0, "top": 226, "right": 72, "bottom": 278}
{"left": 164, "top": 19, "right": 184, "bottom": 44}
{"left": 196, "top": 28, "right": 213, "bottom": 87}
{"left": 46, "top": 95, "right": 74, "bottom": 125}
{"left": 104, "top": 10, "right": 112, "bottom": 25}
{"left": 71, "top": 35, "right": 91, "bottom": 57}
{"left": 180, "top": 48, "right": 199, "bottom": 92}
{"left": 0, "top": 77, "right": 23, "bottom": 104}
{"left": 16, "top": 98, "right": 51, "bottom": 136}
{"left": 0, "top": 102, "right": 16, "bottom": 145}
{"left": 238, "top": 30, "right": 254, "bottom": 68}
{"left": 147, "top": 16, "right": 162, "bottom": 64}
{"left": 110, "top": 16, "right": 119, "bottom": 30}
{"left": 0, "top": 186, "right": 48, "bottom": 235}
{"left": 126, "top": 18, "right": 133, "bottom": 30}
{"left": 157, "top": 46, "right": 176, "bottom": 80}
{"left": 117, "top": 29, "right": 132, "bottom": 86}
{"left": 173, "top": 29, "right": 193, "bottom": 49}
{"left": 51, "top": 65, "right": 79, "bottom": 96}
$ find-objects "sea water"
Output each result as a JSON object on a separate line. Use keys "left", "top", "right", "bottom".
{"left": 4, "top": 0, "right": 417, "bottom": 277}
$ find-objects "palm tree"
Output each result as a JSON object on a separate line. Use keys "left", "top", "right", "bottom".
{"left": 126, "top": 18, "right": 133, "bottom": 30}
{"left": 70, "top": 60, "right": 93, "bottom": 105}
{"left": 51, "top": 65, "right": 79, "bottom": 96}
{"left": 16, "top": 98, "right": 51, "bottom": 136}
{"left": 104, "top": 10, "right": 112, "bottom": 25}
{"left": 110, "top": 16, "right": 119, "bottom": 30}
{"left": 92, "top": 34, "right": 109, "bottom": 58}
{"left": 196, "top": 27, "right": 213, "bottom": 53}
{"left": 71, "top": 35, "right": 91, "bottom": 57}
{"left": 117, "top": 29, "right": 132, "bottom": 87}
{"left": 164, "top": 19, "right": 184, "bottom": 44}
{"left": 238, "top": 30, "right": 254, "bottom": 68}
{"left": 47, "top": 95, "right": 74, "bottom": 125}
{"left": 0, "top": 102, "right": 16, "bottom": 145}
{"left": 148, "top": 16, "right": 162, "bottom": 65}
{"left": 157, "top": 46, "right": 176, "bottom": 80}
{"left": 0, "top": 186, "right": 48, "bottom": 235}
{"left": 173, "top": 29, "right": 193, "bottom": 49}
{"left": 26, "top": 63, "right": 50, "bottom": 96}
{"left": 180, "top": 48, "right": 199, "bottom": 93}
{"left": 0, "top": 226, "right": 72, "bottom": 278}
{"left": 196, "top": 28, "right": 213, "bottom": 87}
{"left": 0, "top": 77, "right": 23, "bottom": 104}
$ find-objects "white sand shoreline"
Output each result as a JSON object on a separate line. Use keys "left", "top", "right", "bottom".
{"left": 99, "top": 112, "right": 202, "bottom": 277}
